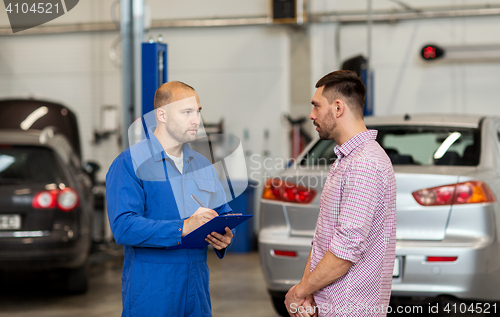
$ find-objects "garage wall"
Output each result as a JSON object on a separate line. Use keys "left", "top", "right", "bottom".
{"left": 0, "top": 0, "right": 270, "bottom": 26}
{"left": 2, "top": 0, "right": 500, "bottom": 184}
{"left": 0, "top": 31, "right": 123, "bottom": 182}
{"left": 147, "top": 0, "right": 269, "bottom": 20}
{"left": 310, "top": 1, "right": 500, "bottom": 117}
{"left": 347, "top": 17, "right": 500, "bottom": 116}
{"left": 310, "top": 0, "right": 500, "bottom": 13}
{"left": 0, "top": 0, "right": 122, "bottom": 182}
{"left": 148, "top": 25, "right": 291, "bottom": 185}
{"left": 0, "top": 0, "right": 291, "bottom": 183}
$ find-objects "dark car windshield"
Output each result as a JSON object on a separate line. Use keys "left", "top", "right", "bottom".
{"left": 300, "top": 126, "right": 480, "bottom": 167}
{"left": 0, "top": 145, "right": 67, "bottom": 185}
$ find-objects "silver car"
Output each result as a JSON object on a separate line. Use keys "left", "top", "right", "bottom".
{"left": 259, "top": 114, "right": 500, "bottom": 316}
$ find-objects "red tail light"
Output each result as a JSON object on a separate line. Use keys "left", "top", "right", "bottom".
{"left": 32, "top": 188, "right": 79, "bottom": 212}
{"left": 412, "top": 181, "right": 496, "bottom": 206}
{"left": 57, "top": 188, "right": 79, "bottom": 211}
{"left": 426, "top": 256, "right": 458, "bottom": 262}
{"left": 32, "top": 190, "right": 57, "bottom": 209}
{"left": 272, "top": 250, "right": 297, "bottom": 258}
{"left": 262, "top": 179, "right": 316, "bottom": 204}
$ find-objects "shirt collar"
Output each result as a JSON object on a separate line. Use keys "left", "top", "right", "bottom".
{"left": 334, "top": 129, "right": 378, "bottom": 158}
{"left": 147, "top": 127, "right": 194, "bottom": 163}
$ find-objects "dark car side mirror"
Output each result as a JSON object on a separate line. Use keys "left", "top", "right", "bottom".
{"left": 84, "top": 161, "right": 101, "bottom": 185}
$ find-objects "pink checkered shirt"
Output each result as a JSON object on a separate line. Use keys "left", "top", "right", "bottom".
{"left": 310, "top": 129, "right": 397, "bottom": 317}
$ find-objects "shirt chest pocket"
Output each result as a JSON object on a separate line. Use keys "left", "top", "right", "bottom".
{"left": 194, "top": 178, "right": 217, "bottom": 207}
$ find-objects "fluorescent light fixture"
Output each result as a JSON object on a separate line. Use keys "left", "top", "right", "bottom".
{"left": 434, "top": 132, "right": 461, "bottom": 160}
{"left": 20, "top": 106, "right": 48, "bottom": 130}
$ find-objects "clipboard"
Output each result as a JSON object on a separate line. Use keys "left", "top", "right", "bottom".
{"left": 168, "top": 214, "right": 253, "bottom": 250}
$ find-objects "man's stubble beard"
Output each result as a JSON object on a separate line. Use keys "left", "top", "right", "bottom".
{"left": 166, "top": 119, "right": 197, "bottom": 144}
{"left": 319, "top": 108, "right": 337, "bottom": 140}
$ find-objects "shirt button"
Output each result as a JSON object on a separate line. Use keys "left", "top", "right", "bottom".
{"left": 178, "top": 228, "right": 182, "bottom": 232}
{"left": 177, "top": 242, "right": 180, "bottom": 245}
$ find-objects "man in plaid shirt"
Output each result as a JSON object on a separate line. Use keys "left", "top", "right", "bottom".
{"left": 285, "top": 70, "right": 397, "bottom": 317}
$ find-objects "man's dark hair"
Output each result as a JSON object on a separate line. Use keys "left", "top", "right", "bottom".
{"left": 154, "top": 81, "right": 195, "bottom": 109}
{"left": 315, "top": 70, "right": 366, "bottom": 118}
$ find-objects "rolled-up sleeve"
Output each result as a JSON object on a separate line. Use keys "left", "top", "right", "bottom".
{"left": 329, "top": 158, "right": 384, "bottom": 263}
{"left": 106, "top": 153, "right": 184, "bottom": 248}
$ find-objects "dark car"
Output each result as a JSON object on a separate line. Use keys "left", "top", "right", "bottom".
{"left": 0, "top": 99, "right": 98, "bottom": 293}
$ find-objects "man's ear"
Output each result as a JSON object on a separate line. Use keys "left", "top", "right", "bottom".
{"left": 333, "top": 99, "right": 345, "bottom": 118}
{"left": 156, "top": 107, "right": 167, "bottom": 123}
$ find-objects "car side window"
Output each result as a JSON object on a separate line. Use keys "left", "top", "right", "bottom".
{"left": 299, "top": 139, "right": 337, "bottom": 166}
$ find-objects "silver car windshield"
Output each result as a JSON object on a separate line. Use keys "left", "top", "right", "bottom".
{"left": 300, "top": 126, "right": 480, "bottom": 167}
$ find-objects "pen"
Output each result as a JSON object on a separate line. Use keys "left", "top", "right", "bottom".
{"left": 191, "top": 194, "right": 206, "bottom": 208}
{"left": 191, "top": 194, "right": 237, "bottom": 216}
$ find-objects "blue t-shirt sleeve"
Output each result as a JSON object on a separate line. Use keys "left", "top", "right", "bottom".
{"left": 106, "top": 152, "right": 184, "bottom": 248}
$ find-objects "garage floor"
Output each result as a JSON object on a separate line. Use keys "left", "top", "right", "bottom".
{"left": 0, "top": 247, "right": 494, "bottom": 317}
{"left": 0, "top": 247, "right": 279, "bottom": 317}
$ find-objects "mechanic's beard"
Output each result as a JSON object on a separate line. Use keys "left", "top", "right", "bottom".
{"left": 166, "top": 124, "right": 197, "bottom": 144}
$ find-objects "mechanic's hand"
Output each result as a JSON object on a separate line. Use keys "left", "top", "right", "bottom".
{"left": 205, "top": 227, "right": 233, "bottom": 250}
{"left": 182, "top": 207, "right": 218, "bottom": 237}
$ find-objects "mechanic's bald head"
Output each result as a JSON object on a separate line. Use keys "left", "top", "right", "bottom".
{"left": 154, "top": 81, "right": 200, "bottom": 110}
